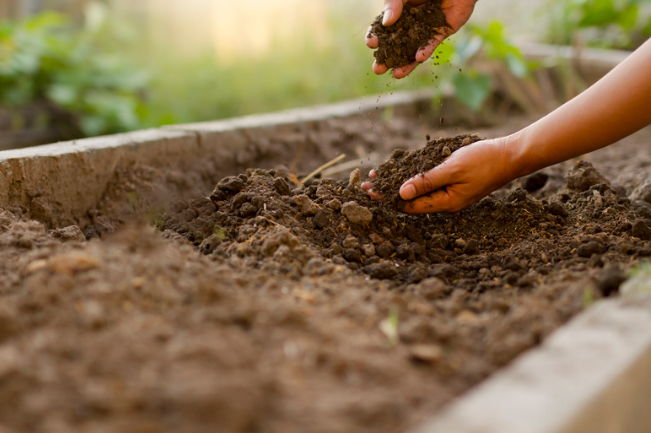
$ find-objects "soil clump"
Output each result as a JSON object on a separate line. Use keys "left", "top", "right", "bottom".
{"left": 370, "top": 1, "right": 448, "bottom": 69}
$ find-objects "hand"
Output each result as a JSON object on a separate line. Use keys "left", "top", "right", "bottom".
{"left": 362, "top": 136, "right": 523, "bottom": 214}
{"left": 366, "top": 0, "right": 478, "bottom": 79}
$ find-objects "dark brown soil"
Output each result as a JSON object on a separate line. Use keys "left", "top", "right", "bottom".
{"left": 370, "top": 1, "right": 448, "bottom": 69}
{"left": 372, "top": 134, "right": 482, "bottom": 209}
{"left": 2, "top": 115, "right": 651, "bottom": 433}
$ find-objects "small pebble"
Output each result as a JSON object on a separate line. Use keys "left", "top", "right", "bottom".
{"left": 349, "top": 168, "right": 361, "bottom": 187}
{"left": 341, "top": 202, "right": 373, "bottom": 225}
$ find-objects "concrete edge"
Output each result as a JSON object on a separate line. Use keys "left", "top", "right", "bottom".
{"left": 520, "top": 42, "right": 631, "bottom": 65}
{"left": 164, "top": 89, "right": 437, "bottom": 133}
{"left": 411, "top": 295, "right": 651, "bottom": 433}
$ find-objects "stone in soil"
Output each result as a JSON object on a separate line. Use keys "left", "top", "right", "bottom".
{"left": 370, "top": 1, "right": 448, "bottom": 69}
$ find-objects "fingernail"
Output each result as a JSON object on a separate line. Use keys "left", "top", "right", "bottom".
{"left": 400, "top": 184, "right": 417, "bottom": 200}
{"left": 382, "top": 10, "right": 393, "bottom": 26}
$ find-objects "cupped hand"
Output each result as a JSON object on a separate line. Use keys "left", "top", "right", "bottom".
{"left": 363, "top": 137, "right": 523, "bottom": 214}
{"left": 366, "top": 0, "right": 478, "bottom": 79}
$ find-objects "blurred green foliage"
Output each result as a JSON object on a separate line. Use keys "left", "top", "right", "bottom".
{"left": 142, "top": 18, "right": 532, "bottom": 124}
{"left": 1, "top": 3, "right": 534, "bottom": 140}
{"left": 545, "top": 0, "right": 651, "bottom": 49}
{"left": 0, "top": 6, "right": 148, "bottom": 136}
{"left": 137, "top": 12, "right": 437, "bottom": 127}
{"left": 432, "top": 21, "right": 533, "bottom": 110}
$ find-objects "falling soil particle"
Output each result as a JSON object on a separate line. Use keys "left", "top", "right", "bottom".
{"left": 370, "top": 1, "right": 448, "bottom": 69}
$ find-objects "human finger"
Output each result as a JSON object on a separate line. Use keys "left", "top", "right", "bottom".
{"left": 366, "top": 29, "right": 379, "bottom": 48}
{"left": 399, "top": 162, "right": 456, "bottom": 200}
{"left": 399, "top": 189, "right": 461, "bottom": 214}
{"left": 392, "top": 61, "right": 418, "bottom": 79}
{"left": 373, "top": 61, "right": 389, "bottom": 75}
{"left": 361, "top": 182, "right": 384, "bottom": 201}
{"left": 415, "top": 39, "right": 440, "bottom": 63}
{"left": 382, "top": 0, "right": 405, "bottom": 26}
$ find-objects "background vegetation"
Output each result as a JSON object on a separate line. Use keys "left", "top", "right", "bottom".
{"left": 1, "top": 0, "right": 650, "bottom": 141}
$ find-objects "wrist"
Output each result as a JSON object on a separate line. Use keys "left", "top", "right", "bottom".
{"left": 501, "top": 129, "right": 538, "bottom": 181}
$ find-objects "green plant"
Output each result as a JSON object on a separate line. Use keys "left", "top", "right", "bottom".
{"left": 545, "top": 0, "right": 651, "bottom": 49}
{"left": 379, "top": 305, "right": 400, "bottom": 346}
{"left": 620, "top": 261, "right": 651, "bottom": 295}
{"left": 0, "top": 6, "right": 148, "bottom": 137}
{"left": 431, "top": 21, "right": 534, "bottom": 111}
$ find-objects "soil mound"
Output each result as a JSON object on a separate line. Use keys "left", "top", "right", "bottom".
{"left": 162, "top": 136, "right": 651, "bottom": 293}
{"left": 370, "top": 1, "right": 448, "bottom": 69}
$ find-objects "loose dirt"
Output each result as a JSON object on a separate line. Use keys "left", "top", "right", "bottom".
{"left": 2, "top": 115, "right": 651, "bottom": 433}
{"left": 370, "top": 1, "right": 448, "bottom": 69}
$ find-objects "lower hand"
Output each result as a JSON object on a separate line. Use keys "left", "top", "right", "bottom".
{"left": 362, "top": 136, "right": 522, "bottom": 214}
{"left": 366, "top": 0, "right": 478, "bottom": 79}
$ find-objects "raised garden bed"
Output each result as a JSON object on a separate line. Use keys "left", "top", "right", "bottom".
{"left": 0, "top": 46, "right": 650, "bottom": 433}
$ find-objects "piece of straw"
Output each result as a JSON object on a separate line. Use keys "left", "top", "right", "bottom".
{"left": 299, "top": 154, "right": 346, "bottom": 184}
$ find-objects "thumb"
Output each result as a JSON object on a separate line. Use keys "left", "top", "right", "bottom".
{"left": 382, "top": 0, "right": 406, "bottom": 26}
{"left": 399, "top": 162, "right": 454, "bottom": 200}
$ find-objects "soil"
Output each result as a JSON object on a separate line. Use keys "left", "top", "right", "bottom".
{"left": 372, "top": 134, "right": 482, "bottom": 209}
{"left": 370, "top": 1, "right": 448, "bottom": 69}
{"left": 1, "top": 114, "right": 651, "bottom": 433}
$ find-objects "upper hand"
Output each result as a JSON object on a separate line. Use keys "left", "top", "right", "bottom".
{"left": 363, "top": 137, "right": 522, "bottom": 214}
{"left": 366, "top": 0, "right": 478, "bottom": 79}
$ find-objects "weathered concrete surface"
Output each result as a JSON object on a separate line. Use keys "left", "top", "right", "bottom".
{"left": 0, "top": 129, "right": 198, "bottom": 228}
{"left": 412, "top": 295, "right": 651, "bottom": 433}
{"left": 165, "top": 90, "right": 437, "bottom": 174}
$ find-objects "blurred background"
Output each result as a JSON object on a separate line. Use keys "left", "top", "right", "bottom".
{"left": 2, "top": 0, "right": 651, "bottom": 148}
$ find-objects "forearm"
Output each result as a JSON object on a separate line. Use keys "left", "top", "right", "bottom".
{"left": 511, "top": 38, "right": 651, "bottom": 177}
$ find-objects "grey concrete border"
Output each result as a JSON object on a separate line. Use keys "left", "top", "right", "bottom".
{"left": 521, "top": 43, "right": 630, "bottom": 67}
{"left": 0, "top": 128, "right": 198, "bottom": 227}
{"left": 521, "top": 43, "right": 631, "bottom": 85}
{"left": 411, "top": 295, "right": 651, "bottom": 433}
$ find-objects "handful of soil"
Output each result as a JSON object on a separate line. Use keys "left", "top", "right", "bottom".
{"left": 371, "top": 134, "right": 481, "bottom": 209}
{"left": 370, "top": 0, "right": 448, "bottom": 69}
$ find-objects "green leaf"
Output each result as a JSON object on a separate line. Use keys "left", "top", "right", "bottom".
{"left": 505, "top": 52, "right": 530, "bottom": 77}
{"left": 617, "top": 3, "right": 639, "bottom": 29}
{"left": 579, "top": 0, "right": 617, "bottom": 27}
{"left": 47, "top": 84, "right": 78, "bottom": 105}
{"left": 455, "top": 36, "right": 482, "bottom": 63}
{"left": 453, "top": 72, "right": 492, "bottom": 111}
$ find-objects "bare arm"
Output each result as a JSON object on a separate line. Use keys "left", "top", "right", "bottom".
{"left": 513, "top": 38, "right": 651, "bottom": 176}
{"left": 381, "top": 38, "right": 651, "bottom": 214}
